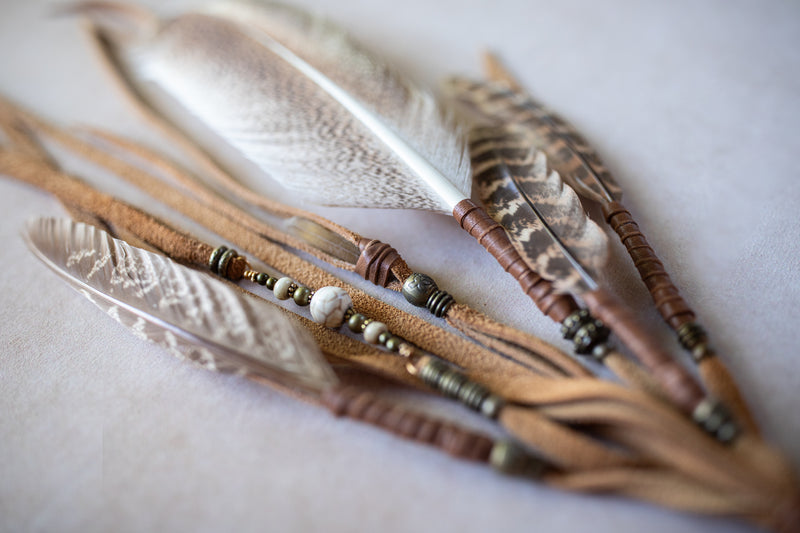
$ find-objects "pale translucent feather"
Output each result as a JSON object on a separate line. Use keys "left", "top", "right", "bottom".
{"left": 471, "top": 128, "right": 608, "bottom": 293}
{"left": 77, "top": 1, "right": 472, "bottom": 213}
{"left": 24, "top": 218, "right": 337, "bottom": 392}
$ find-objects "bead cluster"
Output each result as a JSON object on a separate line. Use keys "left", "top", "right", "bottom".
{"left": 239, "top": 263, "right": 407, "bottom": 351}
{"left": 401, "top": 273, "right": 455, "bottom": 318}
{"left": 215, "top": 248, "right": 504, "bottom": 423}
{"left": 561, "top": 309, "right": 611, "bottom": 361}
{"left": 209, "top": 246, "right": 241, "bottom": 280}
{"left": 411, "top": 356, "right": 504, "bottom": 418}
{"left": 490, "top": 440, "right": 548, "bottom": 478}
{"left": 677, "top": 322, "right": 711, "bottom": 362}
{"left": 692, "top": 398, "right": 738, "bottom": 443}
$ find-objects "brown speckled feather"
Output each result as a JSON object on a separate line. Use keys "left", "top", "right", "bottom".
{"left": 471, "top": 127, "right": 608, "bottom": 293}
{"left": 444, "top": 78, "right": 621, "bottom": 205}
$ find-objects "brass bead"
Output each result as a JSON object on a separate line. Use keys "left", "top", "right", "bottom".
{"left": 402, "top": 273, "right": 438, "bottom": 307}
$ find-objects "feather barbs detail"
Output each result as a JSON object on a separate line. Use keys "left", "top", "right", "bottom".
{"left": 76, "top": 0, "right": 473, "bottom": 214}
{"left": 24, "top": 217, "right": 337, "bottom": 392}
{"left": 443, "top": 77, "right": 622, "bottom": 205}
{"left": 471, "top": 127, "right": 608, "bottom": 293}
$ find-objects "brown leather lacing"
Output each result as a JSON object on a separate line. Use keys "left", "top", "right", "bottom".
{"left": 322, "top": 386, "right": 494, "bottom": 461}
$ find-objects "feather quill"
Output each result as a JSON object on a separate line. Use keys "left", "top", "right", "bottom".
{"left": 471, "top": 127, "right": 608, "bottom": 293}
{"left": 442, "top": 77, "right": 622, "bottom": 204}
{"left": 74, "top": 0, "right": 472, "bottom": 213}
{"left": 24, "top": 217, "right": 337, "bottom": 392}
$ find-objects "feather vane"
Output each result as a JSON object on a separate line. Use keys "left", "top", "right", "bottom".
{"left": 24, "top": 217, "right": 336, "bottom": 392}
{"left": 471, "top": 127, "right": 608, "bottom": 293}
{"left": 82, "top": 1, "right": 472, "bottom": 213}
{"left": 443, "top": 77, "right": 622, "bottom": 204}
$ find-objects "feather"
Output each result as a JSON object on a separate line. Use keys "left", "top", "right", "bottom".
{"left": 24, "top": 217, "right": 337, "bottom": 392}
{"left": 72, "top": 0, "right": 472, "bottom": 213}
{"left": 471, "top": 126, "right": 608, "bottom": 293}
{"left": 442, "top": 77, "right": 622, "bottom": 205}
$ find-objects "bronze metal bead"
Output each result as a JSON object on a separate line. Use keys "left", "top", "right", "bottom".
{"left": 348, "top": 313, "right": 366, "bottom": 333}
{"left": 692, "top": 398, "right": 738, "bottom": 443}
{"left": 490, "top": 441, "right": 547, "bottom": 478}
{"left": 255, "top": 272, "right": 268, "bottom": 286}
{"left": 208, "top": 246, "right": 227, "bottom": 272}
{"left": 266, "top": 277, "right": 277, "bottom": 290}
{"left": 402, "top": 273, "right": 438, "bottom": 307}
{"left": 385, "top": 337, "right": 400, "bottom": 352}
{"left": 293, "top": 286, "right": 311, "bottom": 306}
{"left": 217, "top": 249, "right": 239, "bottom": 279}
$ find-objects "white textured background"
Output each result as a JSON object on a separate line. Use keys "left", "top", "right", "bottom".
{"left": 1, "top": 1, "right": 798, "bottom": 532}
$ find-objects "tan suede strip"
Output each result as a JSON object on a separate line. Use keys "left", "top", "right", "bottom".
{"left": 699, "top": 356, "right": 759, "bottom": 435}
{"left": 447, "top": 303, "right": 589, "bottom": 378}
{"left": 76, "top": 125, "right": 587, "bottom": 378}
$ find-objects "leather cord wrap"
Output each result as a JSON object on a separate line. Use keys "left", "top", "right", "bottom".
{"left": 356, "top": 238, "right": 404, "bottom": 287}
{"left": 322, "top": 386, "right": 494, "bottom": 462}
{"left": 602, "top": 201, "right": 695, "bottom": 329}
{"left": 453, "top": 198, "right": 578, "bottom": 323}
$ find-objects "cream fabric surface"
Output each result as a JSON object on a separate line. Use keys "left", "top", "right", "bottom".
{"left": 1, "top": 1, "right": 798, "bottom": 532}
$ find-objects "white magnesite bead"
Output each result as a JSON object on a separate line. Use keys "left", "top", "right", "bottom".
{"left": 309, "top": 286, "right": 352, "bottom": 328}
{"left": 363, "top": 321, "right": 388, "bottom": 344}
{"left": 273, "top": 277, "right": 294, "bottom": 300}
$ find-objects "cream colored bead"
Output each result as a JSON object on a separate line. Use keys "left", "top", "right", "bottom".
{"left": 273, "top": 277, "right": 294, "bottom": 300}
{"left": 363, "top": 321, "right": 388, "bottom": 344}
{"left": 309, "top": 286, "right": 352, "bottom": 328}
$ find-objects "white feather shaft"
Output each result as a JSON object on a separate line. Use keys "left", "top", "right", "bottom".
{"left": 234, "top": 23, "right": 466, "bottom": 210}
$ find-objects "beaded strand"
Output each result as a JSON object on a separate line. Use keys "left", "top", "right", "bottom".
{"left": 211, "top": 246, "right": 506, "bottom": 421}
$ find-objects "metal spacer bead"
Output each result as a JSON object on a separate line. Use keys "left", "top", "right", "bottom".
{"left": 208, "top": 246, "right": 227, "bottom": 272}
{"left": 417, "top": 358, "right": 503, "bottom": 417}
{"left": 692, "top": 398, "right": 739, "bottom": 443}
{"left": 426, "top": 290, "right": 454, "bottom": 318}
{"left": 561, "top": 309, "right": 591, "bottom": 339}
{"left": 573, "top": 320, "right": 610, "bottom": 355}
{"left": 677, "top": 322, "right": 712, "bottom": 362}
{"left": 286, "top": 283, "right": 298, "bottom": 297}
{"left": 591, "top": 343, "right": 611, "bottom": 362}
{"left": 561, "top": 309, "right": 610, "bottom": 355}
{"left": 217, "top": 248, "right": 239, "bottom": 279}
{"left": 490, "top": 440, "right": 548, "bottom": 478}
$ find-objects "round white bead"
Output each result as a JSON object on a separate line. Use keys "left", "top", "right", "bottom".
{"left": 309, "top": 286, "right": 352, "bottom": 328}
{"left": 273, "top": 277, "right": 293, "bottom": 300}
{"left": 363, "top": 321, "right": 388, "bottom": 344}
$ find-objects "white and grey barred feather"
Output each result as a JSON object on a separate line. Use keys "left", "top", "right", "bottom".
{"left": 76, "top": 0, "right": 472, "bottom": 214}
